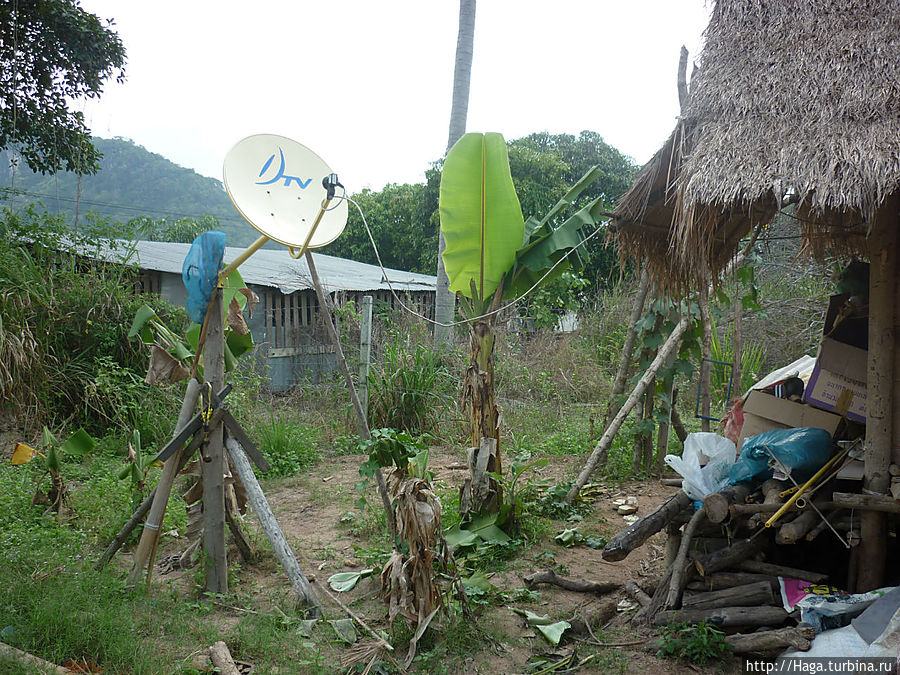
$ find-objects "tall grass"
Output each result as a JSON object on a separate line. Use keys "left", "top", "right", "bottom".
{"left": 0, "top": 208, "right": 183, "bottom": 443}
{"left": 368, "top": 327, "right": 454, "bottom": 434}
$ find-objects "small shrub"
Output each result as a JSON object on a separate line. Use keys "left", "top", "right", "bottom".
{"left": 657, "top": 621, "right": 731, "bottom": 665}
{"left": 253, "top": 414, "right": 320, "bottom": 477}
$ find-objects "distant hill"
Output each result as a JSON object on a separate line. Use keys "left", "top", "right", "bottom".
{"left": 0, "top": 137, "right": 257, "bottom": 245}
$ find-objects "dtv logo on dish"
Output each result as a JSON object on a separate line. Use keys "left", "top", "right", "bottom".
{"left": 256, "top": 147, "right": 311, "bottom": 189}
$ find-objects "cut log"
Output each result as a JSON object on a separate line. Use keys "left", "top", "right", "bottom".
{"left": 807, "top": 510, "right": 847, "bottom": 541}
{"left": 225, "top": 436, "right": 321, "bottom": 613}
{"left": 664, "top": 523, "right": 682, "bottom": 569}
{"left": 601, "top": 490, "right": 692, "bottom": 561}
{"left": 738, "top": 560, "right": 828, "bottom": 583}
{"left": 660, "top": 478, "right": 683, "bottom": 487}
{"left": 694, "top": 538, "right": 765, "bottom": 577}
{"left": 666, "top": 507, "right": 706, "bottom": 609}
{"left": 624, "top": 580, "right": 651, "bottom": 609}
{"left": 725, "top": 624, "right": 817, "bottom": 656}
{"left": 704, "top": 485, "right": 752, "bottom": 524}
{"left": 687, "top": 572, "right": 778, "bottom": 593}
{"left": 523, "top": 568, "right": 618, "bottom": 594}
{"left": 208, "top": 641, "right": 240, "bottom": 675}
{"left": 681, "top": 581, "right": 775, "bottom": 611}
{"left": 733, "top": 501, "right": 836, "bottom": 518}
{"left": 776, "top": 510, "right": 821, "bottom": 545}
{"left": 833, "top": 491, "right": 900, "bottom": 514}
{"left": 569, "top": 598, "right": 618, "bottom": 635}
{"left": 653, "top": 606, "right": 789, "bottom": 629}
{"left": 689, "top": 537, "right": 729, "bottom": 556}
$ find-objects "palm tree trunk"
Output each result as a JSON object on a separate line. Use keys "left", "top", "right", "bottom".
{"left": 435, "top": 0, "right": 476, "bottom": 348}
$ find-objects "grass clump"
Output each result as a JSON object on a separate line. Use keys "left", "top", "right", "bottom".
{"left": 656, "top": 621, "right": 731, "bottom": 666}
{"left": 252, "top": 413, "right": 320, "bottom": 477}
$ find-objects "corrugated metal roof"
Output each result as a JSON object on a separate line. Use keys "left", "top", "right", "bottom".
{"left": 79, "top": 239, "right": 436, "bottom": 295}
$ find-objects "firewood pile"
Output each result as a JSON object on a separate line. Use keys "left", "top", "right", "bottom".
{"left": 601, "top": 460, "right": 899, "bottom": 657}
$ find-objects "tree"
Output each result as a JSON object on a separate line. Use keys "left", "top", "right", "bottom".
{"left": 435, "top": 0, "right": 477, "bottom": 347}
{"left": 0, "top": 0, "right": 125, "bottom": 174}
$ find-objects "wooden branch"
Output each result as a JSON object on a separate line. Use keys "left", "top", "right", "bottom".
{"left": 304, "top": 252, "right": 397, "bottom": 542}
{"left": 807, "top": 509, "right": 846, "bottom": 542}
{"left": 833, "top": 492, "right": 900, "bottom": 514}
{"left": 666, "top": 507, "right": 706, "bottom": 608}
{"left": 314, "top": 579, "right": 394, "bottom": 652}
{"left": 677, "top": 45, "right": 689, "bottom": 110}
{"left": 704, "top": 485, "right": 751, "bottom": 524}
{"left": 686, "top": 572, "right": 777, "bottom": 593}
{"left": 732, "top": 501, "right": 836, "bottom": 517}
{"left": 602, "top": 490, "right": 692, "bottom": 561}
{"left": 681, "top": 581, "right": 775, "bottom": 611}
{"left": 725, "top": 624, "right": 816, "bottom": 655}
{"left": 653, "top": 606, "right": 789, "bottom": 629}
{"left": 694, "top": 537, "right": 765, "bottom": 577}
{"left": 208, "top": 641, "right": 240, "bottom": 675}
{"left": 523, "top": 568, "right": 618, "bottom": 595}
{"left": 225, "top": 436, "right": 321, "bottom": 613}
{"left": 624, "top": 580, "right": 651, "bottom": 609}
{"left": 0, "top": 641, "right": 74, "bottom": 674}
{"left": 776, "top": 510, "right": 820, "bottom": 545}
{"left": 567, "top": 248, "right": 751, "bottom": 503}
{"left": 738, "top": 560, "right": 827, "bottom": 583}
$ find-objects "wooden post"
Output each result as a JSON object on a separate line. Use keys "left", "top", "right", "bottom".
{"left": 304, "top": 252, "right": 397, "bottom": 540}
{"left": 358, "top": 295, "right": 373, "bottom": 418}
{"left": 202, "top": 288, "right": 228, "bottom": 595}
{"left": 858, "top": 193, "right": 897, "bottom": 592}
{"left": 225, "top": 436, "right": 320, "bottom": 612}
{"left": 125, "top": 378, "right": 201, "bottom": 585}
{"left": 698, "top": 269, "right": 713, "bottom": 432}
{"left": 603, "top": 265, "right": 650, "bottom": 429}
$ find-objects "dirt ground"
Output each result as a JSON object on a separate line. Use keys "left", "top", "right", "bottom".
{"left": 148, "top": 447, "right": 741, "bottom": 673}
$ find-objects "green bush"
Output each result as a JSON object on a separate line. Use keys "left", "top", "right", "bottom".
{"left": 253, "top": 413, "right": 320, "bottom": 477}
{"left": 368, "top": 327, "right": 453, "bottom": 434}
{"left": 0, "top": 207, "right": 183, "bottom": 442}
{"left": 657, "top": 621, "right": 731, "bottom": 665}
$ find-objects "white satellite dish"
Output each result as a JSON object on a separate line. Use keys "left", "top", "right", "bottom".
{"left": 220, "top": 134, "right": 348, "bottom": 276}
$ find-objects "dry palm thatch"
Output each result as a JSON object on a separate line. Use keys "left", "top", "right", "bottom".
{"left": 613, "top": 0, "right": 900, "bottom": 291}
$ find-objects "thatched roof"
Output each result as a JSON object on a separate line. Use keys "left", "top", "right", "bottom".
{"left": 613, "top": 0, "right": 900, "bottom": 289}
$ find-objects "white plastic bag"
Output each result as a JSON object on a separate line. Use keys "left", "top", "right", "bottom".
{"left": 664, "top": 432, "right": 736, "bottom": 501}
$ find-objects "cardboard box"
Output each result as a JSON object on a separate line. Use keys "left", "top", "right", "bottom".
{"left": 802, "top": 337, "right": 867, "bottom": 422}
{"left": 738, "top": 389, "right": 842, "bottom": 449}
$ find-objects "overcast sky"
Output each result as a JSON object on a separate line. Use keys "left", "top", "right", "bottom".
{"left": 78, "top": 1, "right": 711, "bottom": 192}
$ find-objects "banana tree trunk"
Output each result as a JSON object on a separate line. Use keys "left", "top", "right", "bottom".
{"left": 460, "top": 317, "right": 502, "bottom": 515}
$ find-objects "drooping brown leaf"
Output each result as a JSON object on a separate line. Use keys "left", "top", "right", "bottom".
{"left": 239, "top": 287, "right": 259, "bottom": 318}
{"left": 144, "top": 345, "right": 190, "bottom": 385}
{"left": 227, "top": 297, "right": 250, "bottom": 335}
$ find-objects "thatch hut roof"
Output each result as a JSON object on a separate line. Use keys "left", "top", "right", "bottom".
{"left": 613, "top": 0, "right": 900, "bottom": 289}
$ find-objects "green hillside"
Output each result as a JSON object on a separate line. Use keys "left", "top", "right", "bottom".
{"left": 0, "top": 137, "right": 257, "bottom": 245}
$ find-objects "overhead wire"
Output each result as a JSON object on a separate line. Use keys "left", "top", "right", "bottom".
{"left": 343, "top": 195, "right": 608, "bottom": 328}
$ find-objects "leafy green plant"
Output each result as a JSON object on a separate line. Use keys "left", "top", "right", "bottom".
{"left": 354, "top": 428, "right": 428, "bottom": 510}
{"left": 253, "top": 414, "right": 320, "bottom": 478}
{"left": 11, "top": 427, "right": 95, "bottom": 514}
{"left": 368, "top": 331, "right": 452, "bottom": 434}
{"left": 116, "top": 430, "right": 160, "bottom": 509}
{"left": 657, "top": 621, "right": 731, "bottom": 665}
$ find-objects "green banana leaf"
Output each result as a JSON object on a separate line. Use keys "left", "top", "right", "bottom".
{"left": 60, "top": 429, "right": 94, "bottom": 457}
{"left": 439, "top": 132, "right": 525, "bottom": 302}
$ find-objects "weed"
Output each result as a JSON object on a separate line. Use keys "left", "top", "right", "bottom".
{"left": 252, "top": 413, "right": 320, "bottom": 477}
{"left": 657, "top": 620, "right": 731, "bottom": 665}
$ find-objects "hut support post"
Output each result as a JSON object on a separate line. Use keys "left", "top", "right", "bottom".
{"left": 858, "top": 195, "right": 898, "bottom": 592}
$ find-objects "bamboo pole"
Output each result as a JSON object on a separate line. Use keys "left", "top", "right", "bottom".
{"left": 225, "top": 436, "right": 321, "bottom": 612}
{"left": 858, "top": 194, "right": 898, "bottom": 591}
{"left": 125, "top": 378, "right": 201, "bottom": 585}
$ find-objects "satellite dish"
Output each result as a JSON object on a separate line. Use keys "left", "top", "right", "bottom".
{"left": 223, "top": 134, "right": 348, "bottom": 252}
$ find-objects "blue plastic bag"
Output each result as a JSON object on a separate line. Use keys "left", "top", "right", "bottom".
{"left": 728, "top": 427, "right": 833, "bottom": 486}
{"left": 182, "top": 231, "right": 226, "bottom": 324}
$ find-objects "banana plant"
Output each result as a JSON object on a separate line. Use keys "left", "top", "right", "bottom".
{"left": 440, "top": 132, "right": 609, "bottom": 516}
{"left": 11, "top": 427, "right": 95, "bottom": 514}
{"left": 128, "top": 268, "right": 256, "bottom": 384}
{"left": 117, "top": 429, "right": 161, "bottom": 509}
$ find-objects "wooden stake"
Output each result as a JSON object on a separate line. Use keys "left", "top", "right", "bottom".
{"left": 666, "top": 507, "right": 705, "bottom": 609}
{"left": 225, "top": 436, "right": 321, "bottom": 612}
{"left": 304, "top": 252, "right": 397, "bottom": 541}
{"left": 358, "top": 295, "right": 373, "bottom": 416}
{"left": 202, "top": 289, "right": 228, "bottom": 595}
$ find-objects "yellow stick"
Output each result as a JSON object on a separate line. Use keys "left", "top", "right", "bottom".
{"left": 765, "top": 447, "right": 849, "bottom": 528}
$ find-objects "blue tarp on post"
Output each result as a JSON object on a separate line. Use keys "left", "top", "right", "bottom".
{"left": 182, "top": 231, "right": 226, "bottom": 324}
